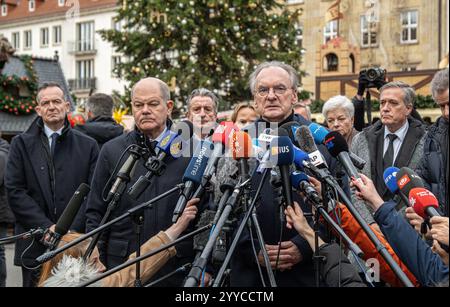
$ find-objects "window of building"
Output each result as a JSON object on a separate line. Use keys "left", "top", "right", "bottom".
{"left": 76, "top": 59, "right": 94, "bottom": 81}
{"left": 40, "top": 28, "right": 49, "bottom": 47}
{"left": 401, "top": 66, "right": 417, "bottom": 72}
{"left": 323, "top": 53, "right": 339, "bottom": 72}
{"left": 12, "top": 32, "right": 20, "bottom": 49}
{"left": 29, "top": 0, "right": 35, "bottom": 12}
{"left": 324, "top": 20, "right": 338, "bottom": 43}
{"left": 24, "top": 30, "right": 32, "bottom": 49}
{"left": 58, "top": 0, "right": 65, "bottom": 7}
{"left": 53, "top": 26, "right": 62, "bottom": 45}
{"left": 401, "top": 11, "right": 418, "bottom": 44}
{"left": 1, "top": 4, "right": 7, "bottom": 16}
{"left": 286, "top": 0, "right": 304, "bottom": 4}
{"left": 360, "top": 15, "right": 377, "bottom": 47}
{"left": 112, "top": 56, "right": 122, "bottom": 77}
{"left": 349, "top": 54, "right": 356, "bottom": 74}
{"left": 76, "top": 21, "right": 95, "bottom": 51}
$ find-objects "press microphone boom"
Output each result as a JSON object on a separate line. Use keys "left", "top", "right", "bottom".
{"left": 45, "top": 183, "right": 90, "bottom": 251}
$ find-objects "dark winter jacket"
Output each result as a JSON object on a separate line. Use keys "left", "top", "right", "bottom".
{"left": 229, "top": 113, "right": 345, "bottom": 287}
{"left": 416, "top": 117, "right": 449, "bottom": 216}
{"left": 74, "top": 116, "right": 124, "bottom": 149}
{"left": 5, "top": 117, "right": 99, "bottom": 266}
{"left": 374, "top": 201, "right": 449, "bottom": 287}
{"left": 0, "top": 138, "right": 14, "bottom": 225}
{"left": 85, "top": 126, "right": 194, "bottom": 287}
{"left": 319, "top": 243, "right": 366, "bottom": 287}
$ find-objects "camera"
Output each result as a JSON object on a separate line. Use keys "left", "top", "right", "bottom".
{"left": 360, "top": 67, "right": 386, "bottom": 89}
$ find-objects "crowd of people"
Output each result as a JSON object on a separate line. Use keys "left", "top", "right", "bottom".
{"left": 0, "top": 62, "right": 448, "bottom": 287}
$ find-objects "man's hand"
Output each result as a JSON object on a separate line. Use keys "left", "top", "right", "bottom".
{"left": 351, "top": 174, "right": 384, "bottom": 211}
{"left": 43, "top": 224, "right": 56, "bottom": 242}
{"left": 432, "top": 240, "right": 449, "bottom": 266}
{"left": 405, "top": 207, "right": 429, "bottom": 236}
{"left": 430, "top": 216, "right": 449, "bottom": 246}
{"left": 258, "top": 241, "right": 302, "bottom": 271}
{"left": 357, "top": 72, "right": 369, "bottom": 98}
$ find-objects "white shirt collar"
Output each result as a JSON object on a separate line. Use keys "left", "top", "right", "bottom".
{"left": 43, "top": 125, "right": 64, "bottom": 138}
{"left": 384, "top": 120, "right": 409, "bottom": 143}
{"left": 152, "top": 126, "right": 168, "bottom": 143}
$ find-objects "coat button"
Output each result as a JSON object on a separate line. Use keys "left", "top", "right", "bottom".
{"left": 40, "top": 166, "right": 45, "bottom": 171}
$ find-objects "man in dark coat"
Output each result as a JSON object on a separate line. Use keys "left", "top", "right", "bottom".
{"left": 5, "top": 82, "right": 99, "bottom": 287}
{"left": 0, "top": 136, "right": 14, "bottom": 287}
{"left": 227, "top": 61, "right": 346, "bottom": 287}
{"left": 85, "top": 78, "right": 194, "bottom": 287}
{"left": 74, "top": 93, "right": 124, "bottom": 148}
{"left": 416, "top": 68, "right": 449, "bottom": 216}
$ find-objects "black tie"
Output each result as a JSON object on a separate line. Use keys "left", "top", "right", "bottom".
{"left": 383, "top": 134, "right": 398, "bottom": 169}
{"left": 50, "top": 133, "right": 59, "bottom": 157}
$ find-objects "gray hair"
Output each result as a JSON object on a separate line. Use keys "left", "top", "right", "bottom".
{"left": 131, "top": 78, "right": 171, "bottom": 103}
{"left": 379, "top": 81, "right": 416, "bottom": 107}
{"left": 86, "top": 93, "right": 114, "bottom": 117}
{"left": 322, "top": 95, "right": 355, "bottom": 119}
{"left": 248, "top": 61, "right": 299, "bottom": 95}
{"left": 431, "top": 68, "right": 449, "bottom": 99}
{"left": 186, "top": 88, "right": 219, "bottom": 113}
{"left": 37, "top": 82, "right": 66, "bottom": 103}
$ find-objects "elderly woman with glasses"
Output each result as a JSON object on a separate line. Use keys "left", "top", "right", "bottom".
{"left": 322, "top": 96, "right": 358, "bottom": 146}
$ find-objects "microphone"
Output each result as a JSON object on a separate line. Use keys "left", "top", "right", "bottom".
{"left": 269, "top": 130, "right": 295, "bottom": 208}
{"left": 230, "top": 131, "right": 253, "bottom": 180}
{"left": 172, "top": 140, "right": 212, "bottom": 223}
{"left": 106, "top": 145, "right": 143, "bottom": 203}
{"left": 280, "top": 121, "right": 302, "bottom": 147}
{"left": 396, "top": 167, "right": 425, "bottom": 201}
{"left": 295, "top": 125, "right": 328, "bottom": 168}
{"left": 291, "top": 171, "right": 321, "bottom": 205}
{"left": 322, "top": 131, "right": 360, "bottom": 180}
{"left": 383, "top": 167, "right": 410, "bottom": 206}
{"left": 308, "top": 123, "right": 365, "bottom": 170}
{"left": 44, "top": 183, "right": 90, "bottom": 251}
{"left": 409, "top": 188, "right": 442, "bottom": 219}
{"left": 128, "top": 130, "right": 181, "bottom": 199}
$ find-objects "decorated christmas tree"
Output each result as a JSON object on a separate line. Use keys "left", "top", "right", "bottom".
{"left": 100, "top": 0, "right": 304, "bottom": 117}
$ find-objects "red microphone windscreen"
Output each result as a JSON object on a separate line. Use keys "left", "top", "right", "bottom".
{"left": 231, "top": 131, "right": 252, "bottom": 160}
{"left": 409, "top": 187, "right": 439, "bottom": 219}
{"left": 211, "top": 121, "right": 239, "bottom": 147}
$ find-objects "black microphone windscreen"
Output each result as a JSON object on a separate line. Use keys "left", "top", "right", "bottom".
{"left": 296, "top": 125, "right": 319, "bottom": 154}
{"left": 214, "top": 158, "right": 239, "bottom": 203}
{"left": 280, "top": 121, "right": 301, "bottom": 147}
{"left": 171, "top": 120, "right": 194, "bottom": 141}
{"left": 323, "top": 131, "right": 349, "bottom": 158}
{"left": 397, "top": 167, "right": 424, "bottom": 198}
{"left": 54, "top": 183, "right": 90, "bottom": 235}
{"left": 193, "top": 210, "right": 215, "bottom": 251}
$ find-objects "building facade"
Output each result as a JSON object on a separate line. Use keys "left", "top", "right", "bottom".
{"left": 0, "top": 0, "right": 125, "bottom": 104}
{"left": 286, "top": 0, "right": 449, "bottom": 99}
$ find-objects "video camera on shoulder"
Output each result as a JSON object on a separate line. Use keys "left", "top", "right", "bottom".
{"left": 360, "top": 67, "right": 387, "bottom": 89}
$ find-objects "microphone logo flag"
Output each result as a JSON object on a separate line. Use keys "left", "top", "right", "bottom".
{"left": 398, "top": 174, "right": 411, "bottom": 189}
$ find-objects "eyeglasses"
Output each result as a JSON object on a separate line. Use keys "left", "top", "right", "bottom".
{"left": 256, "top": 85, "right": 291, "bottom": 97}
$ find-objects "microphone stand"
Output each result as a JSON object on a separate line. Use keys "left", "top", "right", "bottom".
{"left": 213, "top": 168, "right": 274, "bottom": 287}
{"left": 145, "top": 263, "right": 192, "bottom": 287}
{"left": 183, "top": 178, "right": 251, "bottom": 287}
{"left": 303, "top": 162, "right": 414, "bottom": 287}
{"left": 0, "top": 228, "right": 45, "bottom": 245}
{"left": 78, "top": 225, "right": 211, "bottom": 287}
{"left": 83, "top": 145, "right": 146, "bottom": 260}
{"left": 36, "top": 184, "right": 184, "bottom": 264}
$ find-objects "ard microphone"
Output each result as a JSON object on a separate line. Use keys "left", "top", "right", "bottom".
{"left": 409, "top": 188, "right": 442, "bottom": 219}
{"left": 172, "top": 140, "right": 211, "bottom": 223}
{"left": 45, "top": 183, "right": 90, "bottom": 251}
{"left": 396, "top": 167, "right": 424, "bottom": 200}
{"left": 291, "top": 171, "right": 321, "bottom": 205}
{"left": 308, "top": 123, "right": 365, "bottom": 170}
{"left": 323, "top": 131, "right": 360, "bottom": 180}
{"left": 270, "top": 130, "right": 295, "bottom": 208}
